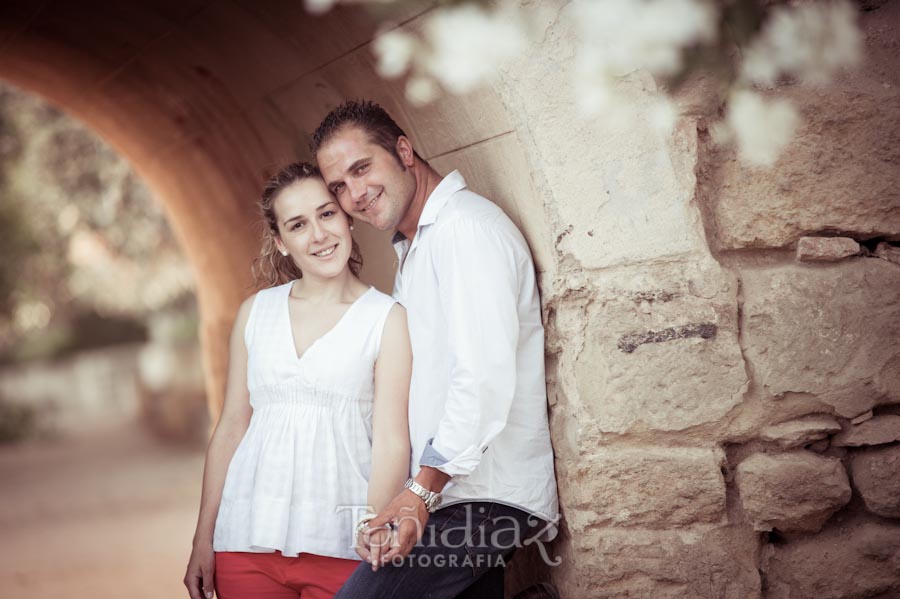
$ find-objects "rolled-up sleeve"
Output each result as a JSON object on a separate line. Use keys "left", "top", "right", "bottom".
{"left": 420, "top": 215, "right": 520, "bottom": 477}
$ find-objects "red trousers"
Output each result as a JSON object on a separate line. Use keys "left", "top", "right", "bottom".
{"left": 215, "top": 551, "right": 359, "bottom": 599}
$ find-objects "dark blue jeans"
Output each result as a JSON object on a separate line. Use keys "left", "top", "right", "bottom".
{"left": 333, "top": 502, "right": 538, "bottom": 599}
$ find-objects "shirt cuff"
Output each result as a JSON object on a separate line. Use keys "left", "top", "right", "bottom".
{"left": 418, "top": 437, "right": 449, "bottom": 468}
{"left": 419, "top": 438, "right": 489, "bottom": 477}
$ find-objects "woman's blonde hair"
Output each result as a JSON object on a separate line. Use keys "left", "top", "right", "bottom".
{"left": 252, "top": 162, "right": 362, "bottom": 288}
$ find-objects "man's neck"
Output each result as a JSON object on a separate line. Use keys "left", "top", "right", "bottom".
{"left": 396, "top": 160, "right": 443, "bottom": 241}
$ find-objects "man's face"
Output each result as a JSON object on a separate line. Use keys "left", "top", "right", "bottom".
{"left": 316, "top": 126, "right": 416, "bottom": 232}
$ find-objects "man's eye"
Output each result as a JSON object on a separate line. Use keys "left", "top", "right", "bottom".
{"left": 334, "top": 183, "right": 345, "bottom": 194}
{"left": 355, "top": 164, "right": 369, "bottom": 175}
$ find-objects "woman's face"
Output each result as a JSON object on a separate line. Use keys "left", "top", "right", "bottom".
{"left": 273, "top": 177, "right": 353, "bottom": 281}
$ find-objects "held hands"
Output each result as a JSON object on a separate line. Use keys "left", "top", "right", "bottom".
{"left": 356, "top": 489, "right": 429, "bottom": 571}
{"left": 184, "top": 542, "right": 216, "bottom": 599}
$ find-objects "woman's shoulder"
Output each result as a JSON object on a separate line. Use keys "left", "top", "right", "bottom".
{"left": 364, "top": 286, "right": 397, "bottom": 307}
{"left": 237, "top": 282, "right": 291, "bottom": 320}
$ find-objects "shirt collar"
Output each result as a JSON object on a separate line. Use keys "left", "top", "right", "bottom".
{"left": 392, "top": 170, "right": 467, "bottom": 247}
{"left": 416, "top": 170, "right": 466, "bottom": 229}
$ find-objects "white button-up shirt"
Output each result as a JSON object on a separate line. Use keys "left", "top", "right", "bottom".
{"left": 393, "top": 170, "right": 559, "bottom": 523}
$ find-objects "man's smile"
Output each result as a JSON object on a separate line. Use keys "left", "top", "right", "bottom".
{"left": 360, "top": 191, "right": 382, "bottom": 213}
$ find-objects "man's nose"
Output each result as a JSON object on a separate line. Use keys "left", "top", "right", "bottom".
{"left": 347, "top": 178, "right": 367, "bottom": 204}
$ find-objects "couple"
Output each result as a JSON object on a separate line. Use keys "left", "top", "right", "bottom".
{"left": 184, "top": 100, "right": 559, "bottom": 599}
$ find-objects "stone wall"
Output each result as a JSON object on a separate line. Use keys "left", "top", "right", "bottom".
{"left": 503, "top": 2, "right": 900, "bottom": 596}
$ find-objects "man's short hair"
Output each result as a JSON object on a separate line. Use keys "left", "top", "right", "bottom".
{"left": 311, "top": 99, "right": 424, "bottom": 164}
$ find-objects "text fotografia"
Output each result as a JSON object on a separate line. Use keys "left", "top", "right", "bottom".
{"left": 389, "top": 552, "right": 508, "bottom": 569}
{"left": 337, "top": 503, "right": 562, "bottom": 567}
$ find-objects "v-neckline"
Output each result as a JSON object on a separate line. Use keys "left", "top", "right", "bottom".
{"left": 286, "top": 284, "right": 373, "bottom": 362}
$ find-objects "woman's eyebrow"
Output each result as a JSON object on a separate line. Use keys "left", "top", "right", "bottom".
{"left": 283, "top": 214, "right": 305, "bottom": 227}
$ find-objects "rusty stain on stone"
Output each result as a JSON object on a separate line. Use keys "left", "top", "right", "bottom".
{"left": 627, "top": 290, "right": 679, "bottom": 303}
{"left": 617, "top": 323, "right": 718, "bottom": 353}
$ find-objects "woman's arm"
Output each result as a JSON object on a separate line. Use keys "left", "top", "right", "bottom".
{"left": 184, "top": 295, "right": 255, "bottom": 599}
{"left": 367, "top": 303, "right": 412, "bottom": 513}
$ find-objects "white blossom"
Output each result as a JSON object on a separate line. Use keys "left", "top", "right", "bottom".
{"left": 572, "top": 0, "right": 717, "bottom": 79}
{"left": 421, "top": 5, "right": 527, "bottom": 95}
{"left": 373, "top": 30, "right": 416, "bottom": 79}
{"left": 726, "top": 90, "right": 799, "bottom": 167}
{"left": 742, "top": 1, "right": 863, "bottom": 86}
{"left": 303, "top": 0, "right": 338, "bottom": 16}
{"left": 405, "top": 76, "right": 439, "bottom": 106}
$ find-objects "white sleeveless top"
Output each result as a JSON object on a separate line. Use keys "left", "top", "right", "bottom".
{"left": 213, "top": 282, "right": 396, "bottom": 560}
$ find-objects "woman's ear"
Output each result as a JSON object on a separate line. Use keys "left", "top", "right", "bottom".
{"left": 274, "top": 237, "right": 288, "bottom": 256}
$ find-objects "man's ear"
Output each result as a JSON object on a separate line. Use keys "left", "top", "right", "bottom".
{"left": 396, "top": 135, "right": 416, "bottom": 168}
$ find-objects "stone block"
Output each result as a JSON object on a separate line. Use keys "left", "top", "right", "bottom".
{"left": 735, "top": 452, "right": 851, "bottom": 533}
{"left": 850, "top": 444, "right": 900, "bottom": 518}
{"left": 833, "top": 415, "right": 900, "bottom": 447}
{"left": 796, "top": 236, "right": 860, "bottom": 262}
{"left": 557, "top": 526, "right": 761, "bottom": 599}
{"left": 741, "top": 261, "right": 900, "bottom": 417}
{"left": 495, "top": 5, "right": 713, "bottom": 271}
{"left": 763, "top": 519, "right": 900, "bottom": 599}
{"left": 759, "top": 415, "right": 842, "bottom": 448}
{"left": 706, "top": 7, "right": 900, "bottom": 251}
{"left": 565, "top": 446, "right": 726, "bottom": 530}
{"left": 569, "top": 259, "right": 747, "bottom": 434}
{"left": 875, "top": 242, "right": 900, "bottom": 265}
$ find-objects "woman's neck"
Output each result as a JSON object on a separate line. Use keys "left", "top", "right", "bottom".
{"left": 289, "top": 268, "right": 364, "bottom": 304}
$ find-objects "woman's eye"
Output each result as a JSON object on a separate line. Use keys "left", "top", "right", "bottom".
{"left": 291, "top": 221, "right": 304, "bottom": 231}
{"left": 322, "top": 210, "right": 335, "bottom": 218}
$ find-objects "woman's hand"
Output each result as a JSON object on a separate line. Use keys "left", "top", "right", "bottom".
{"left": 356, "top": 525, "right": 395, "bottom": 571}
{"left": 184, "top": 542, "right": 216, "bottom": 599}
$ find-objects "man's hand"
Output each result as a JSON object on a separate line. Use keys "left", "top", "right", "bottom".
{"left": 365, "top": 490, "right": 429, "bottom": 570}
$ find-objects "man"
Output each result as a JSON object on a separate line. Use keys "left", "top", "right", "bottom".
{"left": 313, "top": 100, "right": 559, "bottom": 598}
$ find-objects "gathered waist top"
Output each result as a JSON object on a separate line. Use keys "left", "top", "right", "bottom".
{"left": 213, "top": 283, "right": 397, "bottom": 560}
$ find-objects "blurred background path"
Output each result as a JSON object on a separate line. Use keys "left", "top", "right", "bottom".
{"left": 0, "top": 420, "right": 204, "bottom": 599}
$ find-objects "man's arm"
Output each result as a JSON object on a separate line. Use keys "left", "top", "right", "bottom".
{"left": 419, "top": 215, "right": 521, "bottom": 478}
{"left": 370, "top": 215, "right": 523, "bottom": 567}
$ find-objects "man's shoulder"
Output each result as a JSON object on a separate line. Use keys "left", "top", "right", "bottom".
{"left": 434, "top": 188, "right": 518, "bottom": 237}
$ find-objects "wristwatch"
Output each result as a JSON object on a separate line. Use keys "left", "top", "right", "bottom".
{"left": 404, "top": 478, "right": 443, "bottom": 512}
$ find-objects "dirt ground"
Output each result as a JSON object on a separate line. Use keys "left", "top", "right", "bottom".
{"left": 0, "top": 420, "right": 205, "bottom": 599}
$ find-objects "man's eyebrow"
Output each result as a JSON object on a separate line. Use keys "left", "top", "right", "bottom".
{"left": 347, "top": 158, "right": 369, "bottom": 173}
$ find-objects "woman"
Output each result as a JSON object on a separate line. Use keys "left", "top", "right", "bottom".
{"left": 184, "top": 162, "right": 411, "bottom": 599}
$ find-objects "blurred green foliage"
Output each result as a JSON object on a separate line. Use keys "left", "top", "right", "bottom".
{"left": 0, "top": 194, "right": 37, "bottom": 317}
{"left": 1, "top": 309, "right": 148, "bottom": 365}
{"left": 0, "top": 395, "right": 38, "bottom": 443}
{"left": 0, "top": 82, "right": 194, "bottom": 363}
